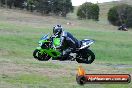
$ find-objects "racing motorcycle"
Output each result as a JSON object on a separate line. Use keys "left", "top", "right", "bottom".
{"left": 33, "top": 34, "right": 95, "bottom": 64}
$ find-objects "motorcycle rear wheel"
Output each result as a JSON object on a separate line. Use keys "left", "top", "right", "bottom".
{"left": 76, "top": 49, "right": 95, "bottom": 64}
{"left": 33, "top": 49, "right": 51, "bottom": 61}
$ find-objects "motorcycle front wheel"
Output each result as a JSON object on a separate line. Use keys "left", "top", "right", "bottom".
{"left": 33, "top": 49, "right": 51, "bottom": 61}
{"left": 76, "top": 49, "right": 95, "bottom": 64}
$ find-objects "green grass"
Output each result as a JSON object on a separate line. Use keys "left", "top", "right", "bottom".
{"left": 0, "top": 21, "right": 131, "bottom": 88}
{"left": 1, "top": 74, "right": 131, "bottom": 88}
{"left": 1, "top": 22, "right": 132, "bottom": 64}
{"left": 0, "top": 6, "right": 132, "bottom": 88}
{"left": 3, "top": 74, "right": 50, "bottom": 84}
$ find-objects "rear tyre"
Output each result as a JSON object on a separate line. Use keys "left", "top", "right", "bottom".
{"left": 76, "top": 49, "right": 95, "bottom": 64}
{"left": 33, "top": 49, "right": 50, "bottom": 61}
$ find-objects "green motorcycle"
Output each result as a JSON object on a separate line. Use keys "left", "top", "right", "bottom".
{"left": 33, "top": 34, "right": 95, "bottom": 64}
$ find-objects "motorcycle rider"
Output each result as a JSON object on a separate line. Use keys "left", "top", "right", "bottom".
{"left": 52, "top": 25, "right": 80, "bottom": 60}
{"left": 118, "top": 23, "right": 128, "bottom": 31}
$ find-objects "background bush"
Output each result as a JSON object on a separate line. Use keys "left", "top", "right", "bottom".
{"left": 108, "top": 4, "right": 132, "bottom": 28}
{"left": 77, "top": 2, "right": 99, "bottom": 21}
{"left": 0, "top": 0, "right": 73, "bottom": 17}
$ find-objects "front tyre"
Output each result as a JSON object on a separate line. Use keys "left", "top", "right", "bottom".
{"left": 33, "top": 49, "right": 50, "bottom": 61}
{"left": 76, "top": 49, "right": 95, "bottom": 64}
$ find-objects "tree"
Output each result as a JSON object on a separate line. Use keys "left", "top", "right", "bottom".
{"left": 126, "top": 7, "right": 132, "bottom": 27}
{"left": 25, "top": 0, "right": 37, "bottom": 12}
{"left": 77, "top": 2, "right": 99, "bottom": 21}
{"left": 0, "top": 0, "right": 5, "bottom": 7}
{"left": 91, "top": 4, "right": 99, "bottom": 20}
{"left": 0, "top": 0, "right": 73, "bottom": 17}
{"left": 35, "top": 0, "right": 73, "bottom": 17}
{"left": 36, "top": 0, "right": 51, "bottom": 15}
{"left": 13, "top": 0, "right": 25, "bottom": 8}
{"left": 59, "top": 0, "right": 73, "bottom": 17}
{"left": 7, "top": 0, "right": 14, "bottom": 9}
{"left": 0, "top": 0, "right": 15, "bottom": 8}
{"left": 51, "top": 0, "right": 61, "bottom": 15}
{"left": 108, "top": 4, "right": 132, "bottom": 28}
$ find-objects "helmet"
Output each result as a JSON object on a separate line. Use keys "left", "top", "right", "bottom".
{"left": 53, "top": 25, "right": 63, "bottom": 36}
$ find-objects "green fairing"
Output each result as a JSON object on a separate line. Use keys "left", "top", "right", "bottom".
{"left": 36, "top": 37, "right": 61, "bottom": 58}
{"left": 37, "top": 47, "right": 61, "bottom": 58}
{"left": 44, "top": 49, "right": 61, "bottom": 58}
{"left": 53, "top": 38, "right": 61, "bottom": 46}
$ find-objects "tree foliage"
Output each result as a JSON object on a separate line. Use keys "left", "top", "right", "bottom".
{"left": 77, "top": 2, "right": 99, "bottom": 21}
{"left": 108, "top": 4, "right": 132, "bottom": 27}
{"left": 35, "top": 0, "right": 51, "bottom": 14}
{"left": 0, "top": 0, "right": 26, "bottom": 8}
{"left": 35, "top": 0, "right": 73, "bottom": 17}
{"left": 0, "top": 0, "right": 73, "bottom": 17}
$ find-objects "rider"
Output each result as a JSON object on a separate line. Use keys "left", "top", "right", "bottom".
{"left": 52, "top": 25, "right": 80, "bottom": 60}
{"left": 118, "top": 23, "right": 128, "bottom": 31}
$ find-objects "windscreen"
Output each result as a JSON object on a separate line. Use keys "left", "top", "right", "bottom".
{"left": 40, "top": 34, "right": 49, "bottom": 40}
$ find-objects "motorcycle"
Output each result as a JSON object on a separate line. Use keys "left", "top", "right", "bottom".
{"left": 33, "top": 34, "right": 95, "bottom": 64}
{"left": 118, "top": 25, "right": 128, "bottom": 31}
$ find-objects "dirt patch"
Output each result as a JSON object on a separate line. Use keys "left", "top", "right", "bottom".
{"left": 0, "top": 49, "right": 10, "bottom": 56}
{"left": 0, "top": 60, "right": 131, "bottom": 79}
{"left": 0, "top": 82, "right": 18, "bottom": 88}
{"left": 0, "top": 8, "right": 79, "bottom": 28}
{"left": 0, "top": 62, "right": 70, "bottom": 77}
{"left": 112, "top": 64, "right": 132, "bottom": 68}
{"left": 96, "top": 63, "right": 132, "bottom": 68}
